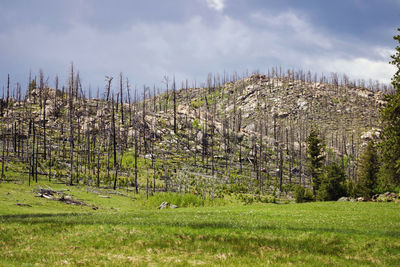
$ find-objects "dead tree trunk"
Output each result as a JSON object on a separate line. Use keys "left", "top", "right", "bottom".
{"left": 173, "top": 77, "right": 177, "bottom": 134}
{"left": 112, "top": 95, "right": 118, "bottom": 190}
{"left": 106, "top": 77, "right": 113, "bottom": 102}
{"left": 120, "top": 73, "right": 124, "bottom": 125}
{"left": 43, "top": 95, "right": 47, "bottom": 160}
{"left": 30, "top": 121, "right": 36, "bottom": 185}
{"left": 134, "top": 127, "right": 139, "bottom": 194}
{"left": 6, "top": 74, "right": 9, "bottom": 109}
{"left": 69, "top": 66, "right": 74, "bottom": 186}
{"left": 1, "top": 132, "right": 5, "bottom": 179}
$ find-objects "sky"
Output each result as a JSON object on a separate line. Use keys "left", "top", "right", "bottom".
{"left": 0, "top": 0, "right": 399, "bottom": 93}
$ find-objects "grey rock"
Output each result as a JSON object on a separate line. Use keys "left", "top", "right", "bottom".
{"left": 337, "top": 197, "right": 356, "bottom": 202}
{"left": 158, "top": 201, "right": 179, "bottom": 209}
{"left": 158, "top": 201, "right": 169, "bottom": 209}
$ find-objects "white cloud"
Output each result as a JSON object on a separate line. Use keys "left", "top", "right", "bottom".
{"left": 321, "top": 57, "right": 396, "bottom": 84}
{"left": 374, "top": 46, "right": 395, "bottom": 59}
{"left": 205, "top": 0, "right": 226, "bottom": 11}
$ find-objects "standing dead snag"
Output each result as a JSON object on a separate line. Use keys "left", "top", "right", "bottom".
{"left": 173, "top": 77, "right": 177, "bottom": 134}
{"left": 133, "top": 87, "right": 139, "bottom": 193}
{"left": 142, "top": 86, "right": 147, "bottom": 153}
{"left": 120, "top": 73, "right": 124, "bottom": 126}
{"left": 69, "top": 64, "right": 74, "bottom": 185}
{"left": 6, "top": 74, "right": 10, "bottom": 110}
{"left": 126, "top": 78, "right": 132, "bottom": 127}
{"left": 134, "top": 123, "right": 139, "bottom": 193}
{"left": 30, "top": 121, "right": 36, "bottom": 184}
{"left": 1, "top": 128, "right": 5, "bottom": 179}
{"left": 163, "top": 76, "right": 169, "bottom": 113}
{"left": 112, "top": 94, "right": 118, "bottom": 190}
{"left": 105, "top": 76, "right": 113, "bottom": 102}
{"left": 43, "top": 91, "right": 47, "bottom": 160}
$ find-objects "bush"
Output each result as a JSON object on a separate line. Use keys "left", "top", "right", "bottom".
{"left": 227, "top": 183, "right": 248, "bottom": 194}
{"left": 346, "top": 180, "right": 357, "bottom": 198}
{"left": 237, "top": 193, "right": 276, "bottom": 204}
{"left": 294, "top": 186, "right": 314, "bottom": 203}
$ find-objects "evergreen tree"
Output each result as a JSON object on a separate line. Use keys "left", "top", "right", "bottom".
{"left": 307, "top": 127, "right": 325, "bottom": 195}
{"left": 317, "top": 163, "right": 347, "bottom": 201}
{"left": 379, "top": 28, "right": 400, "bottom": 189}
{"left": 357, "top": 140, "right": 379, "bottom": 198}
{"left": 28, "top": 80, "right": 36, "bottom": 92}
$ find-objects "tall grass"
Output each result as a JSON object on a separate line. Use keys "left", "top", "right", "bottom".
{"left": 142, "top": 192, "right": 227, "bottom": 208}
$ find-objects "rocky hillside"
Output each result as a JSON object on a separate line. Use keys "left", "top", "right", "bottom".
{"left": 0, "top": 72, "right": 385, "bottom": 198}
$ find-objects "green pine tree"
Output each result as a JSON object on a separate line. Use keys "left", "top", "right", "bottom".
{"left": 357, "top": 140, "right": 379, "bottom": 198}
{"left": 28, "top": 80, "right": 36, "bottom": 92}
{"left": 379, "top": 28, "right": 400, "bottom": 189}
{"left": 317, "top": 163, "right": 347, "bottom": 201}
{"left": 307, "top": 127, "right": 325, "bottom": 195}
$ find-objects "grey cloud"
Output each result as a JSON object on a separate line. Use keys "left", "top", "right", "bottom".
{"left": 0, "top": 2, "right": 396, "bottom": 91}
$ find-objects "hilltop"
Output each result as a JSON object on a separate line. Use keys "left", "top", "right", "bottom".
{"left": 0, "top": 71, "right": 386, "bottom": 200}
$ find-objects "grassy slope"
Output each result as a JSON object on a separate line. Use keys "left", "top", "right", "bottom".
{"left": 0, "top": 182, "right": 399, "bottom": 266}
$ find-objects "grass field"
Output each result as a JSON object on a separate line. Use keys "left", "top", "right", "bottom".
{"left": 1, "top": 182, "right": 399, "bottom": 266}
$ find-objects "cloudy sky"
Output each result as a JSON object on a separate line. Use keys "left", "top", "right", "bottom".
{"left": 0, "top": 0, "right": 399, "bottom": 92}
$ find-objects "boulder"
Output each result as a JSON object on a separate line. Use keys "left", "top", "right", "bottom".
{"left": 158, "top": 201, "right": 169, "bottom": 210}
{"left": 158, "top": 201, "right": 179, "bottom": 209}
{"left": 376, "top": 192, "right": 399, "bottom": 202}
{"left": 244, "top": 123, "right": 255, "bottom": 132}
{"left": 361, "top": 128, "right": 381, "bottom": 141}
{"left": 337, "top": 197, "right": 356, "bottom": 202}
{"left": 144, "top": 154, "right": 155, "bottom": 160}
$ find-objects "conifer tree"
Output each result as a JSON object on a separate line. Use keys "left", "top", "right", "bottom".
{"left": 307, "top": 127, "right": 325, "bottom": 195}
{"left": 357, "top": 140, "right": 378, "bottom": 198}
{"left": 379, "top": 28, "right": 400, "bottom": 188}
{"left": 317, "top": 163, "right": 347, "bottom": 201}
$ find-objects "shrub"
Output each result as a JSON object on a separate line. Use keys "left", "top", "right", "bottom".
{"left": 237, "top": 193, "right": 276, "bottom": 204}
{"left": 227, "top": 183, "right": 248, "bottom": 194}
{"left": 294, "top": 186, "right": 314, "bottom": 203}
{"left": 346, "top": 180, "right": 357, "bottom": 198}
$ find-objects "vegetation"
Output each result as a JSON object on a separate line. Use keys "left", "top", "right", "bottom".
{"left": 379, "top": 28, "right": 400, "bottom": 190}
{"left": 317, "top": 163, "right": 347, "bottom": 201}
{"left": 294, "top": 185, "right": 314, "bottom": 203}
{"left": 1, "top": 183, "right": 400, "bottom": 266}
{"left": 357, "top": 140, "right": 379, "bottom": 198}
{"left": 2, "top": 26, "right": 400, "bottom": 266}
{"left": 306, "top": 128, "right": 325, "bottom": 196}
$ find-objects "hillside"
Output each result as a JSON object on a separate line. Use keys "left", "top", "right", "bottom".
{"left": 0, "top": 71, "right": 385, "bottom": 199}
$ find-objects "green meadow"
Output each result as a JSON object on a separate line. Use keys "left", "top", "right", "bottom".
{"left": 0, "top": 182, "right": 399, "bottom": 266}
